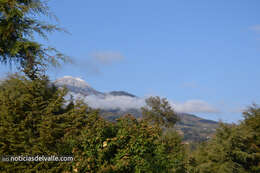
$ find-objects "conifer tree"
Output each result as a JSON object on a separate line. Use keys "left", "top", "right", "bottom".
{"left": 0, "top": 74, "right": 89, "bottom": 172}
{"left": 0, "top": 0, "right": 68, "bottom": 79}
{"left": 188, "top": 105, "right": 260, "bottom": 173}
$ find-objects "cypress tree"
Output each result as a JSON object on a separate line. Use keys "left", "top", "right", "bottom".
{"left": 0, "top": 74, "right": 89, "bottom": 172}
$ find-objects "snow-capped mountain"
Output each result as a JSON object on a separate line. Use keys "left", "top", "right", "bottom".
{"left": 54, "top": 76, "right": 104, "bottom": 96}
{"left": 53, "top": 76, "right": 219, "bottom": 142}
{"left": 54, "top": 76, "right": 143, "bottom": 110}
{"left": 54, "top": 76, "right": 137, "bottom": 99}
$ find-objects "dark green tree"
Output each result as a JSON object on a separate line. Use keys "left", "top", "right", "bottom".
{"left": 0, "top": 0, "right": 69, "bottom": 79}
{"left": 187, "top": 105, "right": 260, "bottom": 173}
{"left": 141, "top": 96, "right": 179, "bottom": 128}
{"left": 0, "top": 74, "right": 89, "bottom": 172}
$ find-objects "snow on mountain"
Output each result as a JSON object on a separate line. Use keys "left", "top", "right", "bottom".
{"left": 54, "top": 76, "right": 104, "bottom": 96}
{"left": 55, "top": 76, "right": 91, "bottom": 88}
{"left": 53, "top": 76, "right": 219, "bottom": 142}
{"left": 53, "top": 76, "right": 144, "bottom": 110}
{"left": 54, "top": 76, "right": 138, "bottom": 99}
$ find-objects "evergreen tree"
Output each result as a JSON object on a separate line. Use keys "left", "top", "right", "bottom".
{"left": 0, "top": 0, "right": 69, "bottom": 79}
{"left": 188, "top": 105, "right": 260, "bottom": 173}
{"left": 0, "top": 74, "right": 89, "bottom": 172}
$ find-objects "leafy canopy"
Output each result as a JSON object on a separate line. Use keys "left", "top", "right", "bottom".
{"left": 141, "top": 96, "right": 179, "bottom": 128}
{"left": 72, "top": 114, "right": 186, "bottom": 173}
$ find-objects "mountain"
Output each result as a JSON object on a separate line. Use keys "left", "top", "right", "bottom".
{"left": 54, "top": 76, "right": 219, "bottom": 142}
{"left": 175, "top": 113, "right": 218, "bottom": 142}
{"left": 107, "top": 91, "right": 136, "bottom": 98}
{"left": 54, "top": 76, "right": 103, "bottom": 96}
{"left": 100, "top": 109, "right": 218, "bottom": 142}
{"left": 55, "top": 76, "right": 136, "bottom": 98}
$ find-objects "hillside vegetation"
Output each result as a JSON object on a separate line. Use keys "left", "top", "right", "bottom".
{"left": 101, "top": 109, "right": 219, "bottom": 143}
{"left": 0, "top": 1, "right": 259, "bottom": 172}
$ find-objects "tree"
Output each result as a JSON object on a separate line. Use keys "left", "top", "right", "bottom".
{"left": 187, "top": 105, "right": 260, "bottom": 173}
{"left": 72, "top": 114, "right": 187, "bottom": 173}
{"left": 141, "top": 96, "right": 179, "bottom": 128}
{"left": 0, "top": 74, "right": 89, "bottom": 172}
{"left": 0, "top": 0, "right": 69, "bottom": 79}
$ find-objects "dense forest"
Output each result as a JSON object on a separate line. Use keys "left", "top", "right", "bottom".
{"left": 0, "top": 1, "right": 259, "bottom": 172}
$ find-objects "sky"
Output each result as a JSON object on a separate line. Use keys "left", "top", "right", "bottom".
{"left": 1, "top": 0, "right": 260, "bottom": 122}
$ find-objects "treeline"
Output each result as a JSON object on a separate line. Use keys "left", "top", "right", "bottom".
{"left": 0, "top": 74, "right": 260, "bottom": 173}
{"left": 0, "top": 75, "right": 186, "bottom": 172}
{"left": 0, "top": 1, "right": 259, "bottom": 172}
{"left": 188, "top": 105, "right": 260, "bottom": 173}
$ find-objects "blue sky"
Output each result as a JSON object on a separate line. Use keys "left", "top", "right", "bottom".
{"left": 1, "top": 0, "right": 260, "bottom": 122}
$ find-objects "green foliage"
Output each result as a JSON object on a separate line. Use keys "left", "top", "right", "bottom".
{"left": 188, "top": 105, "right": 260, "bottom": 173}
{"left": 2, "top": 1, "right": 260, "bottom": 172}
{"left": 0, "top": 1, "right": 188, "bottom": 173}
{"left": 141, "top": 96, "right": 179, "bottom": 128}
{"left": 0, "top": 74, "right": 187, "bottom": 172}
{"left": 72, "top": 115, "right": 186, "bottom": 173}
{"left": 101, "top": 109, "right": 219, "bottom": 143}
{"left": 0, "top": 0, "right": 69, "bottom": 79}
{"left": 0, "top": 74, "right": 88, "bottom": 172}
{"left": 2, "top": 75, "right": 259, "bottom": 172}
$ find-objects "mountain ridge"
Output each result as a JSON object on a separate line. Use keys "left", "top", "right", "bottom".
{"left": 54, "top": 76, "right": 219, "bottom": 142}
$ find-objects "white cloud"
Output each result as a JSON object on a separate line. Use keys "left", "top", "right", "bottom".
{"left": 92, "top": 51, "right": 124, "bottom": 65}
{"left": 85, "top": 95, "right": 145, "bottom": 111}
{"left": 170, "top": 100, "right": 220, "bottom": 113}
{"left": 76, "top": 94, "right": 219, "bottom": 114}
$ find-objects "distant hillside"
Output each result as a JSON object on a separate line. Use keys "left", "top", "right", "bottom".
{"left": 99, "top": 109, "right": 219, "bottom": 142}
{"left": 107, "top": 91, "right": 136, "bottom": 97}
{"left": 54, "top": 76, "right": 219, "bottom": 142}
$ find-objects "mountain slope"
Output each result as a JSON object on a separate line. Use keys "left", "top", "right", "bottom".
{"left": 107, "top": 91, "right": 136, "bottom": 97}
{"left": 100, "top": 109, "right": 218, "bottom": 142}
{"left": 54, "top": 76, "right": 219, "bottom": 142}
{"left": 54, "top": 76, "right": 103, "bottom": 96}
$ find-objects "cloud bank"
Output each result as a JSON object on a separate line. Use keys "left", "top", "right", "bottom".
{"left": 75, "top": 94, "right": 219, "bottom": 114}
{"left": 85, "top": 95, "right": 145, "bottom": 110}
{"left": 171, "top": 100, "right": 220, "bottom": 113}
